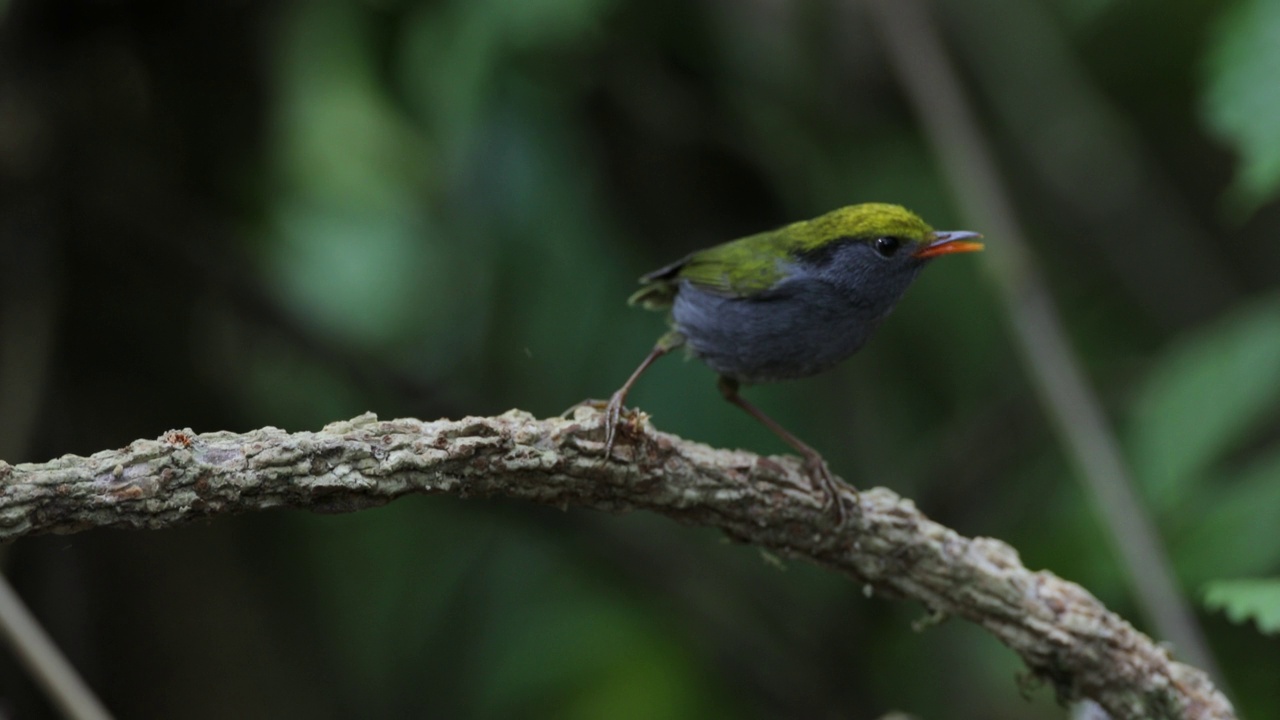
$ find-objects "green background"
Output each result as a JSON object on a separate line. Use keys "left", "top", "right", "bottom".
{"left": 1, "top": 0, "right": 1277, "bottom": 717}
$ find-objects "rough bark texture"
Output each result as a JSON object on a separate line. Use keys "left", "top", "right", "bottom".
{"left": 0, "top": 408, "right": 1234, "bottom": 720}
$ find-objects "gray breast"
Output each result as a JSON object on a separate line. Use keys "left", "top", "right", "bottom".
{"left": 670, "top": 278, "right": 885, "bottom": 383}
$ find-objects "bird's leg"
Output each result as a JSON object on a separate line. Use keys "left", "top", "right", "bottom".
{"left": 603, "top": 332, "right": 683, "bottom": 460}
{"left": 716, "top": 376, "right": 851, "bottom": 526}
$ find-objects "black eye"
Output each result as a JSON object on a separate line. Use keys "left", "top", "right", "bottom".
{"left": 873, "top": 237, "right": 902, "bottom": 258}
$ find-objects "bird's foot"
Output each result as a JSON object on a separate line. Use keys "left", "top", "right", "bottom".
{"left": 801, "top": 454, "right": 855, "bottom": 528}
{"left": 602, "top": 391, "right": 648, "bottom": 461}
{"left": 603, "top": 391, "right": 624, "bottom": 459}
{"left": 565, "top": 396, "right": 644, "bottom": 462}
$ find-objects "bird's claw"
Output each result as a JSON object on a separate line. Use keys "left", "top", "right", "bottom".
{"left": 576, "top": 394, "right": 640, "bottom": 463}
{"left": 602, "top": 391, "right": 626, "bottom": 461}
{"left": 801, "top": 455, "right": 854, "bottom": 528}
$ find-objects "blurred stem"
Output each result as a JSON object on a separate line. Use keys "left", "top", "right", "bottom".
{"left": 936, "top": 0, "right": 1237, "bottom": 328}
{"left": 0, "top": 577, "right": 113, "bottom": 720}
{"left": 861, "top": 0, "right": 1221, "bottom": 684}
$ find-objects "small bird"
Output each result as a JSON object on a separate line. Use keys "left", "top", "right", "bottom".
{"left": 603, "top": 203, "right": 983, "bottom": 524}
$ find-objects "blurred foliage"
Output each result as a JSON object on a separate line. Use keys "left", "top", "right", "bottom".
{"left": 1203, "top": 578, "right": 1280, "bottom": 636}
{"left": 0, "top": 0, "right": 1278, "bottom": 718}
{"left": 1202, "top": 0, "right": 1280, "bottom": 213}
{"left": 1125, "top": 292, "right": 1280, "bottom": 660}
{"left": 1128, "top": 295, "right": 1280, "bottom": 523}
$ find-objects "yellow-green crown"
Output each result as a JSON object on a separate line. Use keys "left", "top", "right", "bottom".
{"left": 784, "top": 203, "right": 934, "bottom": 252}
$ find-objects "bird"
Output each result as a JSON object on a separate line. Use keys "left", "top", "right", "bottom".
{"left": 602, "top": 203, "right": 983, "bottom": 524}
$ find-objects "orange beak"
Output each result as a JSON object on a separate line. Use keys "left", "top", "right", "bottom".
{"left": 914, "top": 230, "right": 984, "bottom": 260}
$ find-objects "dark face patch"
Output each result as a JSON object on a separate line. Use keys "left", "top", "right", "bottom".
{"left": 792, "top": 235, "right": 918, "bottom": 271}
{"left": 791, "top": 235, "right": 861, "bottom": 267}
{"left": 785, "top": 235, "right": 929, "bottom": 318}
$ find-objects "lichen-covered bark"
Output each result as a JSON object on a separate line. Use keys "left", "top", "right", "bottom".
{"left": 0, "top": 409, "right": 1234, "bottom": 720}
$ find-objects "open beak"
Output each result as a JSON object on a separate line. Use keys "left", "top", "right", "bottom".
{"left": 914, "top": 230, "right": 984, "bottom": 260}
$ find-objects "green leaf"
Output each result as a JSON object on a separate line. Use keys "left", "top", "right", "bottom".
{"left": 1202, "top": 0, "right": 1280, "bottom": 212}
{"left": 1129, "top": 296, "right": 1280, "bottom": 512}
{"left": 1172, "top": 447, "right": 1280, "bottom": 583}
{"left": 1203, "top": 578, "right": 1280, "bottom": 635}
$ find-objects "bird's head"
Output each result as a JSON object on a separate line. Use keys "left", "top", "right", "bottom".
{"left": 780, "top": 203, "right": 983, "bottom": 313}
{"left": 794, "top": 203, "right": 984, "bottom": 263}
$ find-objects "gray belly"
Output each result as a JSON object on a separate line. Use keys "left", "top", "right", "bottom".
{"left": 671, "top": 280, "right": 882, "bottom": 383}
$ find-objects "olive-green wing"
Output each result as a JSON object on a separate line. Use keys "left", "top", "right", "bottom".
{"left": 628, "top": 230, "right": 788, "bottom": 309}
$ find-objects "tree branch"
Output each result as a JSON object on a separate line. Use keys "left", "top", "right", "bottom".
{"left": 0, "top": 409, "right": 1234, "bottom": 720}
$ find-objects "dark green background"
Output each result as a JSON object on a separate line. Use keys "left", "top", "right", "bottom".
{"left": 1, "top": 0, "right": 1277, "bottom": 717}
